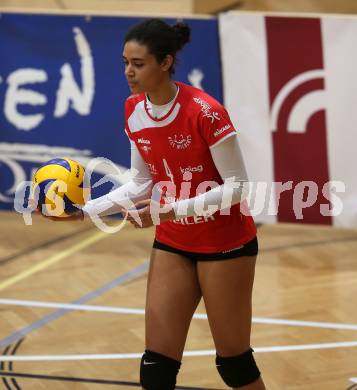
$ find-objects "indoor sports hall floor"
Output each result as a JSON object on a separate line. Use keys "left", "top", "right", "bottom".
{"left": 0, "top": 210, "right": 356, "bottom": 389}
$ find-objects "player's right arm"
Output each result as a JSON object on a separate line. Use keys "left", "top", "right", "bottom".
{"left": 82, "top": 140, "right": 153, "bottom": 218}
{"left": 31, "top": 141, "right": 152, "bottom": 221}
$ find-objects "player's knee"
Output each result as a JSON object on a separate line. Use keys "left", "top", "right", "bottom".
{"left": 140, "top": 349, "right": 181, "bottom": 390}
{"left": 216, "top": 348, "right": 261, "bottom": 388}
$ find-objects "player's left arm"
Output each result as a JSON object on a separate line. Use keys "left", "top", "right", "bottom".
{"left": 169, "top": 101, "right": 249, "bottom": 219}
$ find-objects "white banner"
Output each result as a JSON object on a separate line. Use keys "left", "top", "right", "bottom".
{"left": 322, "top": 18, "right": 357, "bottom": 227}
{"left": 219, "top": 12, "right": 356, "bottom": 227}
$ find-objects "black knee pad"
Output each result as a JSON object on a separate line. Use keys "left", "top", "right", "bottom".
{"left": 216, "top": 348, "right": 261, "bottom": 388}
{"left": 140, "top": 349, "right": 181, "bottom": 390}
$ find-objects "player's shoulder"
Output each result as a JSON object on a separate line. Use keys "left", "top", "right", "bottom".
{"left": 177, "top": 81, "right": 225, "bottom": 113}
{"left": 125, "top": 93, "right": 145, "bottom": 114}
{"left": 125, "top": 92, "right": 144, "bottom": 102}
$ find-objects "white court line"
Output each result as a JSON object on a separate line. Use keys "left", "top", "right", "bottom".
{"left": 1, "top": 298, "right": 357, "bottom": 331}
{"left": 0, "top": 299, "right": 146, "bottom": 316}
{"left": 252, "top": 317, "right": 357, "bottom": 331}
{"left": 1, "top": 340, "right": 357, "bottom": 362}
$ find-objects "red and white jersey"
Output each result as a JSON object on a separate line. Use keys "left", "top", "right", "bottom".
{"left": 124, "top": 81, "right": 256, "bottom": 253}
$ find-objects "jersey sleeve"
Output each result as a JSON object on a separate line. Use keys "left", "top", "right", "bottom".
{"left": 198, "top": 103, "right": 237, "bottom": 148}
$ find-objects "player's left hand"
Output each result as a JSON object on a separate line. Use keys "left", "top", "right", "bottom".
{"left": 126, "top": 199, "right": 175, "bottom": 228}
{"left": 28, "top": 198, "right": 84, "bottom": 222}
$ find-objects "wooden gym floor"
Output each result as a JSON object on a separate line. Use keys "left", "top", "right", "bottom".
{"left": 0, "top": 210, "right": 356, "bottom": 389}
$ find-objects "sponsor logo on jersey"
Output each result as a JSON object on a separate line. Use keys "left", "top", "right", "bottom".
{"left": 173, "top": 215, "right": 215, "bottom": 225}
{"left": 146, "top": 163, "right": 158, "bottom": 175}
{"left": 138, "top": 138, "right": 151, "bottom": 145}
{"left": 214, "top": 124, "right": 231, "bottom": 138}
{"left": 140, "top": 145, "right": 151, "bottom": 154}
{"left": 180, "top": 165, "right": 203, "bottom": 174}
{"left": 168, "top": 134, "right": 192, "bottom": 150}
{"left": 193, "top": 97, "right": 221, "bottom": 123}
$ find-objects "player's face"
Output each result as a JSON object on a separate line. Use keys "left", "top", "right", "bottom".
{"left": 123, "top": 40, "right": 171, "bottom": 94}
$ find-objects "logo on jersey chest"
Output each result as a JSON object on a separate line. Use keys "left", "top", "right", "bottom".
{"left": 136, "top": 137, "right": 152, "bottom": 153}
{"left": 138, "top": 138, "right": 151, "bottom": 145}
{"left": 140, "top": 145, "right": 151, "bottom": 154}
{"left": 168, "top": 134, "right": 192, "bottom": 150}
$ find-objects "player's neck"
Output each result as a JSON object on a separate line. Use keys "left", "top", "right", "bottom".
{"left": 147, "top": 80, "right": 177, "bottom": 106}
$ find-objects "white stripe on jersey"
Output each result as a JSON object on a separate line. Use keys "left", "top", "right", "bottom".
{"left": 128, "top": 100, "right": 181, "bottom": 133}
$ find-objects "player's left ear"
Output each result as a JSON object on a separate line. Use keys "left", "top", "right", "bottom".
{"left": 160, "top": 55, "right": 174, "bottom": 72}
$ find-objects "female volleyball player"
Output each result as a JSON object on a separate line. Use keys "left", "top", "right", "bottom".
{"left": 53, "top": 19, "right": 266, "bottom": 390}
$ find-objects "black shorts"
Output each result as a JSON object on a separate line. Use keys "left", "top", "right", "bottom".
{"left": 152, "top": 237, "right": 258, "bottom": 262}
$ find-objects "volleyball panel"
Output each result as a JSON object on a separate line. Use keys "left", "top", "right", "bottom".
{"left": 38, "top": 179, "right": 69, "bottom": 218}
{"left": 33, "top": 164, "right": 70, "bottom": 186}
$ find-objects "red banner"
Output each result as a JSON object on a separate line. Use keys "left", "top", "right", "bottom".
{"left": 266, "top": 17, "right": 332, "bottom": 224}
